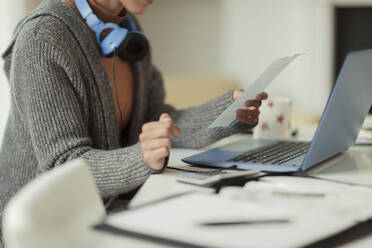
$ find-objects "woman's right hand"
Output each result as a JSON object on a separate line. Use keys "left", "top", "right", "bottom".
{"left": 139, "top": 113, "right": 180, "bottom": 171}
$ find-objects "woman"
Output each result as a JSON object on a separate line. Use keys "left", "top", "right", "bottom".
{"left": 0, "top": 0, "right": 267, "bottom": 241}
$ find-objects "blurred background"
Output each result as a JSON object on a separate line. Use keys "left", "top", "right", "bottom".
{"left": 1, "top": 0, "right": 372, "bottom": 145}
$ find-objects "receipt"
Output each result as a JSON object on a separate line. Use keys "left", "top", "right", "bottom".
{"left": 209, "top": 54, "right": 303, "bottom": 128}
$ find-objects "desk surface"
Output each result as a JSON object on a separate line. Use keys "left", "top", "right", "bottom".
{"left": 97, "top": 124, "right": 372, "bottom": 248}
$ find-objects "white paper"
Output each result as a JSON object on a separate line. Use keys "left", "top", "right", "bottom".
{"left": 106, "top": 193, "right": 293, "bottom": 248}
{"left": 105, "top": 179, "right": 372, "bottom": 248}
{"left": 210, "top": 54, "right": 303, "bottom": 128}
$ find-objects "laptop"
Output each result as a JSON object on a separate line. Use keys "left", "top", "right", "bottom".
{"left": 182, "top": 50, "right": 372, "bottom": 172}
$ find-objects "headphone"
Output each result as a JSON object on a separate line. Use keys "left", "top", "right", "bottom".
{"left": 75, "top": 0, "right": 149, "bottom": 62}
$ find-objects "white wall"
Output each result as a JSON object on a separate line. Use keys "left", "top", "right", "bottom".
{"left": 219, "top": 0, "right": 334, "bottom": 117}
{"left": 137, "top": 0, "right": 222, "bottom": 75}
{"left": 140, "top": 0, "right": 372, "bottom": 118}
{"left": 138, "top": 0, "right": 336, "bottom": 117}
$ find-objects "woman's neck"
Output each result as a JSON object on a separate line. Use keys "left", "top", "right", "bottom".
{"left": 93, "top": 0, "right": 124, "bottom": 16}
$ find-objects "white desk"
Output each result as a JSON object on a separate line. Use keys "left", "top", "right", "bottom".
{"left": 132, "top": 125, "right": 372, "bottom": 207}
{"left": 95, "top": 124, "right": 372, "bottom": 248}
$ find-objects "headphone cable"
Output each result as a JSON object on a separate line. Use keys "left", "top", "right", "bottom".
{"left": 112, "top": 49, "right": 124, "bottom": 130}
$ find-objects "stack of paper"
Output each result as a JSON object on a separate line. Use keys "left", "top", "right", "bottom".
{"left": 104, "top": 176, "right": 372, "bottom": 248}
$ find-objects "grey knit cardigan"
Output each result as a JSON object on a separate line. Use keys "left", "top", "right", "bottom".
{"left": 0, "top": 0, "right": 250, "bottom": 224}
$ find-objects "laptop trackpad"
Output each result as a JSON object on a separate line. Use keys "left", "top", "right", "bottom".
{"left": 182, "top": 139, "right": 275, "bottom": 164}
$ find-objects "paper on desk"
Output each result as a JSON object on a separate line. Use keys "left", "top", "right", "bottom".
{"left": 210, "top": 54, "right": 304, "bottom": 128}
{"left": 221, "top": 176, "right": 372, "bottom": 221}
{"left": 104, "top": 187, "right": 372, "bottom": 248}
{"left": 356, "top": 129, "right": 372, "bottom": 145}
{"left": 106, "top": 193, "right": 292, "bottom": 248}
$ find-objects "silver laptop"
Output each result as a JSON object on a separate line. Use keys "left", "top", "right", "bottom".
{"left": 182, "top": 50, "right": 372, "bottom": 172}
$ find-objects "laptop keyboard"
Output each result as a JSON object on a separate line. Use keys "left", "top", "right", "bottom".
{"left": 228, "top": 141, "right": 310, "bottom": 165}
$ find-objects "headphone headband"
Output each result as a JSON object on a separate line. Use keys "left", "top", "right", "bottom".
{"left": 74, "top": 0, "right": 149, "bottom": 61}
{"left": 75, "top": 0, "right": 103, "bottom": 31}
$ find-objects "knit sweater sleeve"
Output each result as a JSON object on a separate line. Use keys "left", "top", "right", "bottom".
{"left": 12, "top": 38, "right": 151, "bottom": 198}
{"left": 146, "top": 65, "right": 254, "bottom": 149}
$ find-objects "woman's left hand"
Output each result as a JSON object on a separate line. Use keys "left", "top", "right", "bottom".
{"left": 233, "top": 89, "right": 268, "bottom": 125}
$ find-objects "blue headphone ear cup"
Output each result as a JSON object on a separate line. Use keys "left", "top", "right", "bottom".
{"left": 100, "top": 26, "right": 128, "bottom": 58}
{"left": 117, "top": 32, "right": 149, "bottom": 62}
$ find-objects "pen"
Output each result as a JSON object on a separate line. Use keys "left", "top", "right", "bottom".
{"left": 199, "top": 219, "right": 290, "bottom": 226}
{"left": 272, "top": 192, "right": 325, "bottom": 198}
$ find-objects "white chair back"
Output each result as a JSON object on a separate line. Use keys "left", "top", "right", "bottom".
{"left": 2, "top": 159, "right": 106, "bottom": 248}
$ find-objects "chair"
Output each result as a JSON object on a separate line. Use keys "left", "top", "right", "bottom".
{"left": 2, "top": 159, "right": 106, "bottom": 248}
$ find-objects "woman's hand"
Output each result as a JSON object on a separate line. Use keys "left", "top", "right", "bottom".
{"left": 233, "top": 89, "right": 268, "bottom": 125}
{"left": 139, "top": 113, "right": 180, "bottom": 171}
